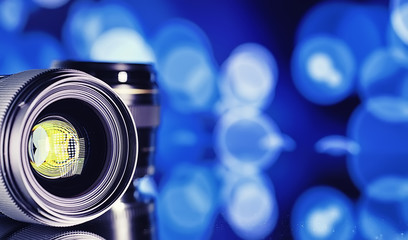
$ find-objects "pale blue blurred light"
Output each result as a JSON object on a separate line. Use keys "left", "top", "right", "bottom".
{"left": 155, "top": 108, "right": 208, "bottom": 173}
{"left": 315, "top": 135, "right": 360, "bottom": 157}
{"left": 297, "top": 2, "right": 387, "bottom": 65}
{"left": 153, "top": 19, "right": 218, "bottom": 112}
{"left": 347, "top": 103, "right": 408, "bottom": 191}
{"left": 366, "top": 176, "right": 408, "bottom": 202}
{"left": 0, "top": 0, "right": 31, "bottom": 32}
{"left": 0, "top": 39, "right": 30, "bottom": 74}
{"left": 358, "top": 185, "right": 408, "bottom": 239}
{"left": 0, "top": 54, "right": 30, "bottom": 74}
{"left": 218, "top": 43, "right": 278, "bottom": 112}
{"left": 90, "top": 27, "right": 155, "bottom": 63}
{"left": 62, "top": 0, "right": 144, "bottom": 60}
{"left": 359, "top": 48, "right": 408, "bottom": 100}
{"left": 221, "top": 173, "right": 278, "bottom": 240}
{"left": 215, "top": 108, "right": 288, "bottom": 173}
{"left": 292, "top": 35, "right": 356, "bottom": 105}
{"left": 159, "top": 45, "right": 217, "bottom": 111}
{"left": 20, "top": 31, "right": 65, "bottom": 69}
{"left": 0, "top": 32, "right": 64, "bottom": 74}
{"left": 134, "top": 176, "right": 157, "bottom": 201}
{"left": 335, "top": 4, "right": 387, "bottom": 67}
{"left": 153, "top": 18, "right": 214, "bottom": 61}
{"left": 391, "top": 0, "right": 408, "bottom": 45}
{"left": 296, "top": 2, "right": 352, "bottom": 43}
{"left": 32, "top": 0, "right": 69, "bottom": 9}
{"left": 366, "top": 96, "right": 408, "bottom": 122}
{"left": 387, "top": 20, "right": 408, "bottom": 62}
{"left": 291, "top": 186, "right": 355, "bottom": 240}
{"left": 157, "top": 165, "right": 219, "bottom": 240}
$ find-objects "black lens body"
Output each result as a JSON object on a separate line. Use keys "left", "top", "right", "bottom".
{"left": 79, "top": 192, "right": 156, "bottom": 240}
{"left": 0, "top": 69, "right": 138, "bottom": 226}
{"left": 52, "top": 61, "right": 160, "bottom": 179}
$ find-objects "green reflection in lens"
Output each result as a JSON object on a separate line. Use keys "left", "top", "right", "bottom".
{"left": 29, "top": 119, "right": 85, "bottom": 179}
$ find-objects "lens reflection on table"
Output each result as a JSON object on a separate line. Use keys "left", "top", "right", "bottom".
{"left": 0, "top": 178, "right": 156, "bottom": 240}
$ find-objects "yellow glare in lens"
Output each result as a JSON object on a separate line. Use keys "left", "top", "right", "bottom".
{"left": 29, "top": 119, "right": 85, "bottom": 179}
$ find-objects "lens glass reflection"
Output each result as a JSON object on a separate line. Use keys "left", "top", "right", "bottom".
{"left": 29, "top": 119, "right": 85, "bottom": 179}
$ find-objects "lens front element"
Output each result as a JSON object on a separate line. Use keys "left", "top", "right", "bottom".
{"left": 29, "top": 118, "right": 85, "bottom": 179}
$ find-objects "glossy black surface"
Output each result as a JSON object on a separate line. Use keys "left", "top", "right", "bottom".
{"left": 0, "top": 186, "right": 156, "bottom": 240}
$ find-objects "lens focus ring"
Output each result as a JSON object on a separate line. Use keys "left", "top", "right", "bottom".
{"left": 0, "top": 70, "right": 48, "bottom": 224}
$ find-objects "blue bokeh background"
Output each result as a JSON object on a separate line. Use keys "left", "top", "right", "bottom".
{"left": 2, "top": 0, "right": 408, "bottom": 239}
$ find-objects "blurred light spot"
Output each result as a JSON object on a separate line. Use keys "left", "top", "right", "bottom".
{"left": 63, "top": 0, "right": 143, "bottom": 60}
{"left": 153, "top": 18, "right": 214, "bottom": 61}
{"left": 32, "top": 0, "right": 70, "bottom": 9}
{"left": 358, "top": 186, "right": 408, "bottom": 240}
{"left": 21, "top": 31, "right": 66, "bottom": 69}
{"left": 315, "top": 135, "right": 360, "bottom": 156}
{"left": 153, "top": 19, "right": 218, "bottom": 112}
{"left": 0, "top": 41, "right": 30, "bottom": 74}
{"left": 0, "top": 0, "right": 31, "bottom": 32}
{"left": 174, "top": 130, "right": 197, "bottom": 145}
{"left": 222, "top": 174, "right": 278, "bottom": 240}
{"left": 157, "top": 165, "right": 218, "bottom": 240}
{"left": 296, "top": 2, "right": 352, "bottom": 42}
{"left": 366, "top": 176, "right": 408, "bottom": 202}
{"left": 366, "top": 96, "right": 408, "bottom": 122}
{"left": 280, "top": 134, "right": 297, "bottom": 152}
{"left": 292, "top": 35, "right": 356, "bottom": 105}
{"left": 391, "top": 0, "right": 408, "bottom": 45}
{"left": 0, "top": 32, "right": 65, "bottom": 74}
{"left": 218, "top": 43, "right": 278, "bottom": 111}
{"left": 159, "top": 45, "right": 217, "bottom": 112}
{"left": 90, "top": 27, "right": 155, "bottom": 63}
{"left": 134, "top": 175, "right": 157, "bottom": 201}
{"left": 359, "top": 48, "right": 408, "bottom": 100}
{"left": 297, "top": 2, "right": 387, "bottom": 66}
{"left": 347, "top": 103, "right": 408, "bottom": 190}
{"left": 307, "top": 205, "right": 341, "bottom": 237}
{"left": 291, "top": 186, "right": 355, "bottom": 240}
{"left": 215, "top": 108, "right": 288, "bottom": 173}
{"left": 335, "top": 4, "right": 387, "bottom": 66}
{"left": 155, "top": 109, "right": 208, "bottom": 173}
{"left": 307, "top": 53, "right": 341, "bottom": 88}
{"left": 387, "top": 19, "right": 408, "bottom": 62}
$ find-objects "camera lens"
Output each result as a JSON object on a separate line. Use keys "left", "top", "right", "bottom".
{"left": 52, "top": 61, "right": 160, "bottom": 178}
{"left": 0, "top": 69, "right": 137, "bottom": 226}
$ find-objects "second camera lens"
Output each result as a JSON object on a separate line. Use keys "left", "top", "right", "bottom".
{"left": 52, "top": 61, "right": 160, "bottom": 178}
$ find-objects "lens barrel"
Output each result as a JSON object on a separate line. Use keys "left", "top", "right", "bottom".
{"left": 0, "top": 69, "right": 138, "bottom": 226}
{"left": 52, "top": 61, "right": 160, "bottom": 178}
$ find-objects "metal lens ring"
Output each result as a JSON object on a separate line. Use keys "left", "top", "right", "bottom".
{"left": 0, "top": 69, "right": 137, "bottom": 226}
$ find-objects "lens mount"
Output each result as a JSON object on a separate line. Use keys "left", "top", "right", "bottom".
{"left": 0, "top": 69, "right": 137, "bottom": 226}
